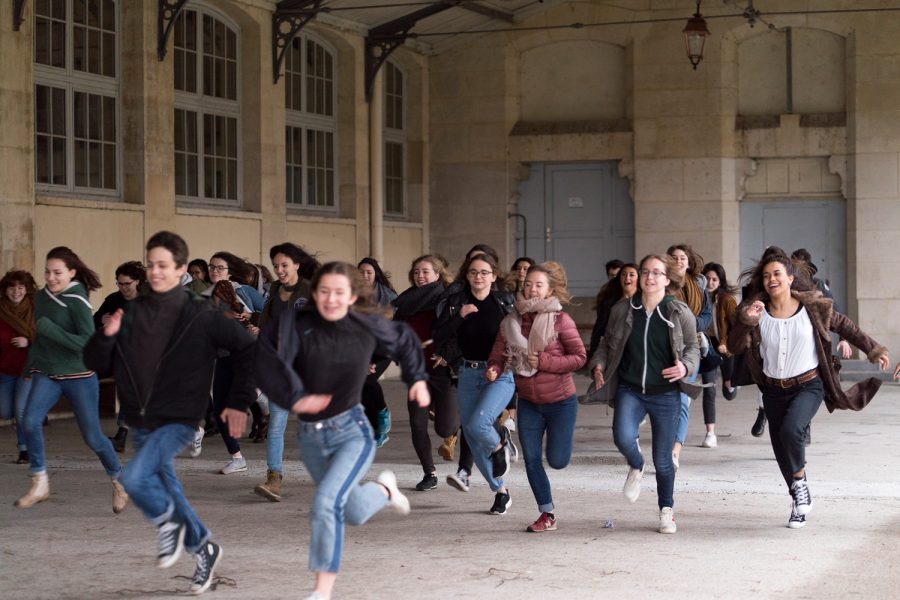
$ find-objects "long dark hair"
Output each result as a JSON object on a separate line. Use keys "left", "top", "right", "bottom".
{"left": 666, "top": 243, "right": 704, "bottom": 277}
{"left": 210, "top": 280, "right": 244, "bottom": 313}
{"left": 594, "top": 262, "right": 638, "bottom": 309}
{"left": 460, "top": 253, "right": 503, "bottom": 293}
{"left": 509, "top": 256, "right": 535, "bottom": 292}
{"left": 45, "top": 247, "right": 101, "bottom": 291}
{"left": 269, "top": 243, "right": 320, "bottom": 281}
{"left": 0, "top": 270, "right": 37, "bottom": 296}
{"left": 210, "top": 251, "right": 255, "bottom": 285}
{"left": 357, "top": 257, "right": 396, "bottom": 292}
{"left": 702, "top": 262, "right": 737, "bottom": 303}
{"left": 741, "top": 249, "right": 813, "bottom": 298}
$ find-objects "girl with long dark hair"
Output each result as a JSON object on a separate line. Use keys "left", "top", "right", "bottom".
{"left": 255, "top": 261, "right": 429, "bottom": 600}
{"left": 0, "top": 270, "right": 37, "bottom": 464}
{"left": 699, "top": 262, "right": 739, "bottom": 448}
{"left": 588, "top": 262, "right": 639, "bottom": 358}
{"left": 15, "top": 247, "right": 127, "bottom": 512}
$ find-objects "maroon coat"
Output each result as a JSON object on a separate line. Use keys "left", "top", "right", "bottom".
{"left": 0, "top": 318, "right": 28, "bottom": 377}
{"left": 728, "top": 290, "right": 888, "bottom": 413}
{"left": 488, "top": 311, "right": 586, "bottom": 404}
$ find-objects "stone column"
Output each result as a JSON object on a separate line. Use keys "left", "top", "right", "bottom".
{"left": 369, "top": 71, "right": 384, "bottom": 262}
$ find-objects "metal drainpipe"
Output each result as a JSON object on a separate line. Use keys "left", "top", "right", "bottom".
{"left": 369, "top": 72, "right": 384, "bottom": 262}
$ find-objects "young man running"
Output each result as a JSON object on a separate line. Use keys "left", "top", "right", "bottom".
{"left": 85, "top": 231, "right": 256, "bottom": 595}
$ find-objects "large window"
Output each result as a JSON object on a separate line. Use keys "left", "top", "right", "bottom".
{"left": 383, "top": 60, "right": 405, "bottom": 217}
{"left": 284, "top": 35, "right": 336, "bottom": 209}
{"left": 34, "top": 0, "right": 119, "bottom": 194}
{"left": 174, "top": 7, "right": 240, "bottom": 204}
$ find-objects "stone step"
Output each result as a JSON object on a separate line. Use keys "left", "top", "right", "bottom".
{"left": 839, "top": 359, "right": 894, "bottom": 382}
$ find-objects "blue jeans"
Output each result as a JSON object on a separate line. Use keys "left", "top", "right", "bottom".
{"left": 613, "top": 384, "right": 680, "bottom": 509}
{"left": 267, "top": 399, "right": 289, "bottom": 474}
{"left": 456, "top": 363, "right": 516, "bottom": 492}
{"left": 297, "top": 404, "right": 387, "bottom": 573}
{"left": 122, "top": 425, "right": 210, "bottom": 553}
{"left": 517, "top": 395, "right": 578, "bottom": 513}
{"left": 0, "top": 374, "right": 32, "bottom": 450}
{"left": 23, "top": 373, "right": 120, "bottom": 477}
{"left": 676, "top": 372, "right": 698, "bottom": 444}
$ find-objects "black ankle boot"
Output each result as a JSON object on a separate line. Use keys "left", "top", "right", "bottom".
{"left": 16, "top": 450, "right": 29, "bottom": 464}
{"left": 109, "top": 427, "right": 128, "bottom": 453}
{"left": 751, "top": 408, "right": 766, "bottom": 438}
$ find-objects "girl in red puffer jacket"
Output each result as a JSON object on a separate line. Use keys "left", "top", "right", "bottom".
{"left": 487, "top": 261, "right": 586, "bottom": 533}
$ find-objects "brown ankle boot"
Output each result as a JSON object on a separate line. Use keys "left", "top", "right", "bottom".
{"left": 111, "top": 478, "right": 129, "bottom": 514}
{"left": 438, "top": 434, "right": 457, "bottom": 461}
{"left": 15, "top": 472, "right": 49, "bottom": 508}
{"left": 253, "top": 470, "right": 283, "bottom": 502}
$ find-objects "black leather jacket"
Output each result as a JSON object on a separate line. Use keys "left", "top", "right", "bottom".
{"left": 431, "top": 287, "right": 514, "bottom": 368}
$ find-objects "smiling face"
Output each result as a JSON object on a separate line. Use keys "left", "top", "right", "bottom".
{"left": 705, "top": 270, "right": 720, "bottom": 293}
{"left": 523, "top": 270, "right": 552, "bottom": 300}
{"left": 466, "top": 258, "right": 496, "bottom": 295}
{"left": 639, "top": 258, "right": 670, "bottom": 296}
{"left": 5, "top": 283, "right": 26, "bottom": 304}
{"left": 208, "top": 258, "right": 229, "bottom": 284}
{"left": 313, "top": 273, "right": 358, "bottom": 321}
{"left": 117, "top": 275, "right": 140, "bottom": 301}
{"left": 620, "top": 266, "right": 639, "bottom": 297}
{"left": 146, "top": 247, "right": 187, "bottom": 294}
{"left": 514, "top": 260, "right": 531, "bottom": 283}
{"left": 188, "top": 265, "right": 206, "bottom": 282}
{"left": 44, "top": 258, "right": 75, "bottom": 293}
{"left": 272, "top": 253, "right": 300, "bottom": 287}
{"left": 412, "top": 260, "right": 439, "bottom": 288}
{"left": 762, "top": 260, "right": 794, "bottom": 300}
{"left": 358, "top": 263, "right": 376, "bottom": 285}
{"left": 670, "top": 249, "right": 689, "bottom": 276}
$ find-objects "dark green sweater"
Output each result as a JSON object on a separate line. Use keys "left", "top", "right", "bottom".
{"left": 619, "top": 294, "right": 677, "bottom": 395}
{"left": 26, "top": 282, "right": 95, "bottom": 376}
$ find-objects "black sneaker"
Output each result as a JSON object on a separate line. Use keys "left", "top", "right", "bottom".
{"left": 16, "top": 450, "right": 29, "bottom": 464}
{"left": 501, "top": 426, "right": 520, "bottom": 463}
{"left": 157, "top": 521, "right": 186, "bottom": 569}
{"left": 489, "top": 491, "right": 512, "bottom": 515}
{"left": 790, "top": 476, "right": 812, "bottom": 516}
{"left": 190, "top": 541, "right": 223, "bottom": 595}
{"left": 415, "top": 473, "right": 438, "bottom": 491}
{"left": 751, "top": 408, "right": 766, "bottom": 437}
{"left": 788, "top": 502, "right": 806, "bottom": 529}
{"left": 722, "top": 384, "right": 738, "bottom": 401}
{"left": 490, "top": 444, "right": 510, "bottom": 479}
{"left": 109, "top": 427, "right": 128, "bottom": 453}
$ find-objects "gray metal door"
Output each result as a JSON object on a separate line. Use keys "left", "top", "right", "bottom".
{"left": 515, "top": 162, "right": 633, "bottom": 296}
{"left": 740, "top": 198, "right": 846, "bottom": 311}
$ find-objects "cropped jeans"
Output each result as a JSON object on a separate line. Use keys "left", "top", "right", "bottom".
{"left": 613, "top": 384, "right": 680, "bottom": 509}
{"left": 121, "top": 424, "right": 210, "bottom": 553}
{"left": 0, "top": 374, "right": 32, "bottom": 450}
{"left": 266, "top": 399, "right": 289, "bottom": 474}
{"left": 761, "top": 377, "right": 824, "bottom": 487}
{"left": 456, "top": 362, "right": 515, "bottom": 492}
{"left": 517, "top": 395, "right": 578, "bottom": 513}
{"left": 297, "top": 404, "right": 388, "bottom": 573}
{"left": 23, "top": 373, "right": 120, "bottom": 478}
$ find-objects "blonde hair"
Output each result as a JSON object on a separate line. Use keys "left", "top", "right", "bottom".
{"left": 527, "top": 261, "right": 571, "bottom": 305}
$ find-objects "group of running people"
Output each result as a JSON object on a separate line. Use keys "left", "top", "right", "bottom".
{"left": 1, "top": 232, "right": 897, "bottom": 599}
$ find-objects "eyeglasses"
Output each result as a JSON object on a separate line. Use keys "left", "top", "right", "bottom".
{"left": 467, "top": 269, "right": 493, "bottom": 278}
{"left": 116, "top": 280, "right": 137, "bottom": 287}
{"left": 639, "top": 269, "right": 667, "bottom": 279}
{"left": 208, "top": 265, "right": 229, "bottom": 272}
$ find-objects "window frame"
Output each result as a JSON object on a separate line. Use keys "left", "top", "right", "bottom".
{"left": 173, "top": 4, "right": 243, "bottom": 208}
{"left": 33, "top": 0, "right": 122, "bottom": 199}
{"left": 383, "top": 60, "right": 406, "bottom": 219}
{"left": 284, "top": 32, "right": 338, "bottom": 213}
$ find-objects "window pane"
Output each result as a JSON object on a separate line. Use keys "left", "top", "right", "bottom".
{"left": 75, "top": 140, "right": 87, "bottom": 186}
{"left": 204, "top": 157, "right": 214, "bottom": 197}
{"left": 174, "top": 109, "right": 184, "bottom": 152}
{"left": 36, "top": 135, "right": 50, "bottom": 183}
{"left": 175, "top": 48, "right": 185, "bottom": 91}
{"left": 203, "top": 113, "right": 213, "bottom": 156}
{"left": 89, "top": 93, "right": 101, "bottom": 140}
{"left": 227, "top": 61, "right": 236, "bottom": 100}
{"left": 74, "top": 91, "right": 86, "bottom": 138}
{"left": 103, "top": 95, "right": 115, "bottom": 142}
{"left": 103, "top": 143, "right": 116, "bottom": 189}
{"left": 185, "top": 11, "right": 196, "bottom": 51}
{"left": 35, "top": 86, "right": 49, "bottom": 133}
{"left": 88, "top": 28, "right": 101, "bottom": 74}
{"left": 175, "top": 153, "right": 185, "bottom": 195}
{"left": 226, "top": 117, "right": 237, "bottom": 158}
{"left": 51, "top": 21, "right": 65, "bottom": 68}
{"left": 52, "top": 137, "right": 66, "bottom": 185}
{"left": 35, "top": 17, "right": 49, "bottom": 65}
{"left": 202, "top": 15, "right": 213, "bottom": 54}
{"left": 103, "top": 31, "right": 115, "bottom": 77}
{"left": 51, "top": 87, "right": 66, "bottom": 135}
{"left": 227, "top": 158, "right": 237, "bottom": 200}
{"left": 87, "top": 0, "right": 100, "bottom": 28}
{"left": 186, "top": 110, "right": 197, "bottom": 152}
{"left": 215, "top": 115, "right": 225, "bottom": 156}
{"left": 203, "top": 55, "right": 213, "bottom": 96}
{"left": 186, "top": 50, "right": 197, "bottom": 94}
{"left": 187, "top": 155, "right": 198, "bottom": 196}
{"left": 226, "top": 29, "right": 236, "bottom": 60}
{"left": 51, "top": 0, "right": 64, "bottom": 20}
{"left": 89, "top": 141, "right": 102, "bottom": 187}
{"left": 103, "top": 0, "right": 115, "bottom": 31}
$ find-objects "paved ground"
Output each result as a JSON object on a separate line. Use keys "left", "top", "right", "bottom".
{"left": 2, "top": 376, "right": 899, "bottom": 600}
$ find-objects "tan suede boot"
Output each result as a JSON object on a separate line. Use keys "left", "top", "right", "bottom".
{"left": 15, "top": 472, "right": 49, "bottom": 508}
{"left": 253, "top": 470, "right": 283, "bottom": 502}
{"left": 438, "top": 434, "right": 457, "bottom": 461}
{"left": 111, "top": 478, "right": 129, "bottom": 514}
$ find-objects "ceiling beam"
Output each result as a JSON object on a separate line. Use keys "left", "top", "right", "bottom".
{"left": 455, "top": 1, "right": 514, "bottom": 24}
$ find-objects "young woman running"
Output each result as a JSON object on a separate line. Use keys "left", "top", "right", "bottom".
{"left": 729, "top": 251, "right": 889, "bottom": 528}
{"left": 698, "top": 262, "right": 739, "bottom": 448}
{"left": 667, "top": 244, "right": 712, "bottom": 467}
{"left": 590, "top": 254, "right": 701, "bottom": 534}
{"left": 433, "top": 253, "right": 516, "bottom": 514}
{"left": 392, "top": 254, "right": 457, "bottom": 491}
{"left": 15, "top": 247, "right": 127, "bottom": 512}
{"left": 253, "top": 242, "right": 314, "bottom": 502}
{"left": 357, "top": 257, "right": 397, "bottom": 446}
{"left": 0, "top": 270, "right": 37, "bottom": 464}
{"left": 255, "top": 261, "right": 429, "bottom": 600}
{"left": 588, "top": 263, "right": 639, "bottom": 358}
{"left": 487, "top": 262, "right": 585, "bottom": 532}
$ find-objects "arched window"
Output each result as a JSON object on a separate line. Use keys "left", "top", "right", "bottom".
{"left": 383, "top": 60, "right": 405, "bottom": 217}
{"left": 284, "top": 34, "right": 336, "bottom": 209}
{"left": 173, "top": 6, "right": 240, "bottom": 204}
{"left": 34, "top": 0, "right": 119, "bottom": 194}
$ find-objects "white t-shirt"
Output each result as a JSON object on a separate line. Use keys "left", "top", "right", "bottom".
{"left": 759, "top": 306, "right": 819, "bottom": 380}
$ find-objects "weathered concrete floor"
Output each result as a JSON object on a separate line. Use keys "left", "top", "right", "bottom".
{"left": 2, "top": 376, "right": 899, "bottom": 599}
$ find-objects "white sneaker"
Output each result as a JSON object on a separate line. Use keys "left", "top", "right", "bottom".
{"left": 220, "top": 455, "right": 247, "bottom": 474}
{"left": 701, "top": 432, "right": 717, "bottom": 448}
{"left": 503, "top": 416, "right": 516, "bottom": 433}
{"left": 376, "top": 470, "right": 410, "bottom": 515}
{"left": 190, "top": 427, "right": 204, "bottom": 458}
{"left": 659, "top": 507, "right": 677, "bottom": 534}
{"left": 788, "top": 502, "right": 807, "bottom": 529}
{"left": 623, "top": 466, "right": 643, "bottom": 503}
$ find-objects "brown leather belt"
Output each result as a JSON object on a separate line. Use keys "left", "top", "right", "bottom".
{"left": 764, "top": 368, "right": 818, "bottom": 389}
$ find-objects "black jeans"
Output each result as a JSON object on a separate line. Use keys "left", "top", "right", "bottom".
{"left": 701, "top": 336, "right": 736, "bottom": 425}
{"left": 761, "top": 377, "right": 823, "bottom": 487}
{"left": 408, "top": 367, "right": 458, "bottom": 474}
{"left": 213, "top": 356, "right": 241, "bottom": 455}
